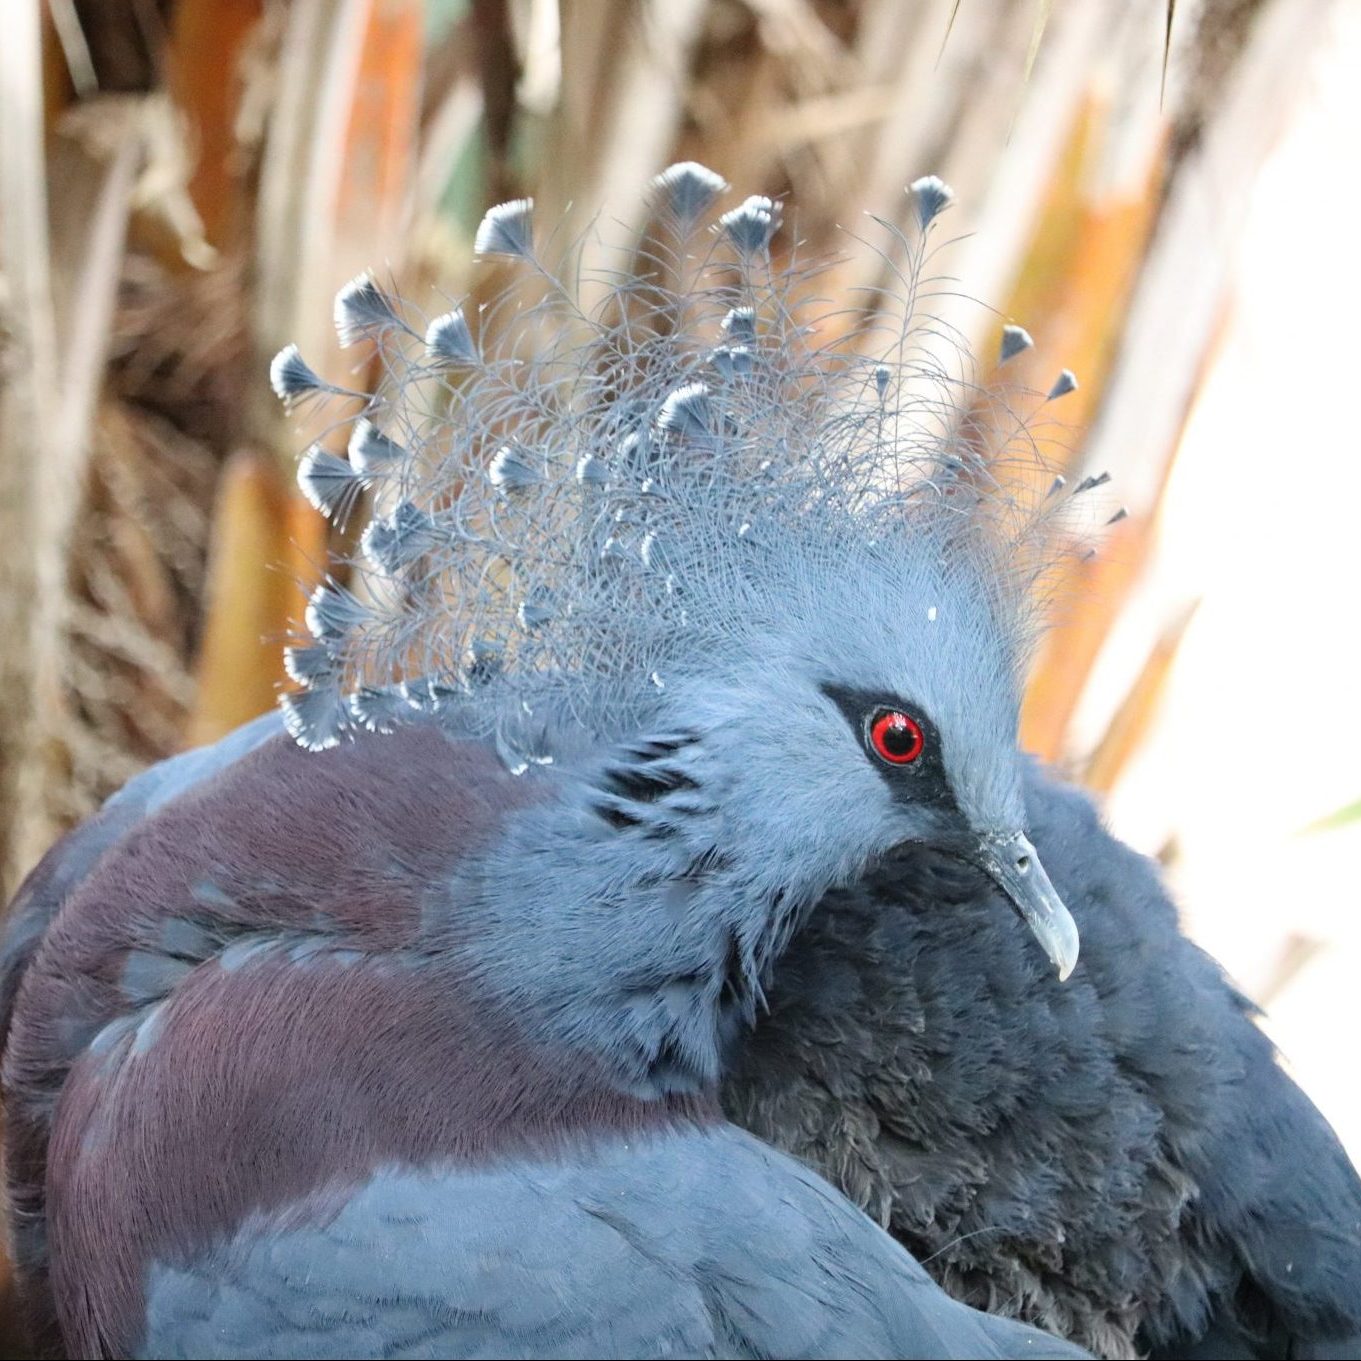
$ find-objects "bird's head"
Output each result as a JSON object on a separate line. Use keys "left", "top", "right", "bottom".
{"left": 654, "top": 531, "right": 1078, "bottom": 981}
{"left": 273, "top": 167, "right": 1092, "bottom": 988}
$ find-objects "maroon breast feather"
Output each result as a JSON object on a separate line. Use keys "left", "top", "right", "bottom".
{"left": 3, "top": 723, "right": 715, "bottom": 1358}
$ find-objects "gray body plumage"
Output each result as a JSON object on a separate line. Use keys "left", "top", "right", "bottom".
{"left": 143, "top": 1125, "right": 1076, "bottom": 1360}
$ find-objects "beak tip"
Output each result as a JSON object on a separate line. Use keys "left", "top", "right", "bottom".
{"left": 965, "top": 830, "right": 1081, "bottom": 986}
{"left": 1048, "top": 913, "right": 1080, "bottom": 983}
{"left": 1045, "top": 907, "right": 1080, "bottom": 983}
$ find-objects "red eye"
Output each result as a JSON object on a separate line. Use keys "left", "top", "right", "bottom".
{"left": 869, "top": 710, "right": 924, "bottom": 765}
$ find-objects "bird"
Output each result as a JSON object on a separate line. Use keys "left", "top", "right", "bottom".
{"left": 0, "top": 165, "right": 1096, "bottom": 1359}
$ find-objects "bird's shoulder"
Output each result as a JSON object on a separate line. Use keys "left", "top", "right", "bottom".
{"left": 7, "top": 714, "right": 537, "bottom": 1007}
{"left": 3, "top": 715, "right": 543, "bottom": 1124}
{"left": 0, "top": 715, "right": 578, "bottom": 1355}
{"left": 0, "top": 712, "right": 285, "bottom": 1053}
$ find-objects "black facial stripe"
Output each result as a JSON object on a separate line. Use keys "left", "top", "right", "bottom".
{"left": 820, "top": 682, "right": 962, "bottom": 815}
{"left": 591, "top": 731, "right": 711, "bottom": 840}
{"left": 601, "top": 762, "right": 701, "bottom": 803}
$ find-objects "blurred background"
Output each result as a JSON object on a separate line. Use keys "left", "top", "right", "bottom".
{"left": 0, "top": 0, "right": 1356, "bottom": 1314}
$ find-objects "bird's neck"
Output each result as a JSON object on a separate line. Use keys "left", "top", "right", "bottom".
{"left": 454, "top": 759, "right": 819, "bottom": 1101}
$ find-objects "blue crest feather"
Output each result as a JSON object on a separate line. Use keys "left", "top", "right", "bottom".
{"left": 271, "top": 164, "right": 1100, "bottom": 763}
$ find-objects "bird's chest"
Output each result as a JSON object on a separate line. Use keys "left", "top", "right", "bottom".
{"left": 721, "top": 886, "right": 1188, "bottom": 1360}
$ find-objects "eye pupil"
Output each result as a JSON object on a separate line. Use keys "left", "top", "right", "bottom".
{"left": 881, "top": 724, "right": 913, "bottom": 755}
{"left": 869, "top": 709, "right": 925, "bottom": 765}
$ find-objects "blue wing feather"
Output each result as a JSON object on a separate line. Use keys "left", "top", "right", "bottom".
{"left": 141, "top": 1126, "right": 1086, "bottom": 1360}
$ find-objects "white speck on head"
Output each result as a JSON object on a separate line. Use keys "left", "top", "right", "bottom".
{"left": 928, "top": 606, "right": 938, "bottom": 622}
{"left": 650, "top": 671, "right": 666, "bottom": 689}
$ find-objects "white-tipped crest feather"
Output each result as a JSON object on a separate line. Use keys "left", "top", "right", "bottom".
{"left": 347, "top": 419, "right": 405, "bottom": 475}
{"left": 718, "top": 196, "right": 781, "bottom": 255}
{"left": 296, "top": 446, "right": 369, "bottom": 525}
{"left": 280, "top": 685, "right": 347, "bottom": 751}
{"left": 474, "top": 198, "right": 534, "bottom": 257}
{"left": 651, "top": 161, "right": 729, "bottom": 223}
{"left": 1048, "top": 369, "right": 1079, "bottom": 399}
{"left": 425, "top": 308, "right": 478, "bottom": 365}
{"left": 909, "top": 174, "right": 955, "bottom": 228}
{"left": 999, "top": 325, "right": 1034, "bottom": 363}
